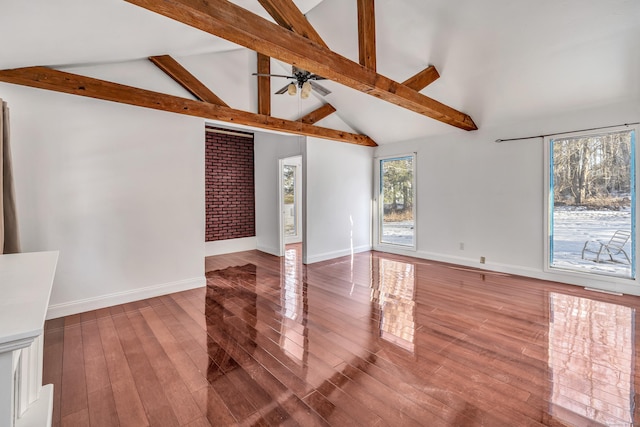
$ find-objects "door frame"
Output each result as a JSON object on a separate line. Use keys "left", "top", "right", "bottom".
{"left": 373, "top": 153, "right": 418, "bottom": 252}
{"left": 279, "top": 155, "right": 304, "bottom": 256}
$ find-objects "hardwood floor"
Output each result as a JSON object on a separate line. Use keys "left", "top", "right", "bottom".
{"left": 44, "top": 245, "right": 640, "bottom": 426}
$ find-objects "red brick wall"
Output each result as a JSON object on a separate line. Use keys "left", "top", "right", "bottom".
{"left": 205, "top": 127, "right": 255, "bottom": 241}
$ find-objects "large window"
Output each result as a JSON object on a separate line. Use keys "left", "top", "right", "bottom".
{"left": 377, "top": 155, "right": 416, "bottom": 248}
{"left": 546, "top": 127, "right": 636, "bottom": 279}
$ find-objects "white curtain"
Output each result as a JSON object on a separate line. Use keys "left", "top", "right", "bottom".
{"left": 0, "top": 98, "right": 20, "bottom": 254}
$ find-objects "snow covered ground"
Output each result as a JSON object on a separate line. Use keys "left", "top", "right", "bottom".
{"left": 552, "top": 207, "right": 633, "bottom": 277}
{"left": 381, "top": 222, "right": 414, "bottom": 246}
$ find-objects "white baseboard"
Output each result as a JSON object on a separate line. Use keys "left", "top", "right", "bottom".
{"left": 205, "top": 237, "right": 257, "bottom": 256}
{"left": 375, "top": 247, "right": 640, "bottom": 297}
{"left": 305, "top": 244, "right": 372, "bottom": 264}
{"left": 413, "top": 249, "right": 542, "bottom": 277}
{"left": 374, "top": 245, "right": 545, "bottom": 277}
{"left": 46, "top": 276, "right": 206, "bottom": 320}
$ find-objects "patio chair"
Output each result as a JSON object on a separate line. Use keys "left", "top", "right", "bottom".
{"left": 581, "top": 230, "right": 631, "bottom": 264}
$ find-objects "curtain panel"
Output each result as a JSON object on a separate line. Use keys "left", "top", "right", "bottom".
{"left": 0, "top": 98, "right": 20, "bottom": 254}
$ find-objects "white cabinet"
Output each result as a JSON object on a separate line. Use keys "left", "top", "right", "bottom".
{"left": 0, "top": 251, "right": 58, "bottom": 427}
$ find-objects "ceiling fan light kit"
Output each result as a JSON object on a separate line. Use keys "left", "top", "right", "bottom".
{"left": 300, "top": 81, "right": 312, "bottom": 99}
{"left": 253, "top": 65, "right": 331, "bottom": 99}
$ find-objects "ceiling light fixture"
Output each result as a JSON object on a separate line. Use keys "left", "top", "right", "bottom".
{"left": 300, "top": 81, "right": 312, "bottom": 99}
{"left": 253, "top": 66, "right": 331, "bottom": 99}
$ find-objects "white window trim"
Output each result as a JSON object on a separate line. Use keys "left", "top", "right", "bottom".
{"left": 283, "top": 158, "right": 302, "bottom": 245}
{"left": 373, "top": 153, "right": 417, "bottom": 252}
{"left": 543, "top": 124, "right": 638, "bottom": 284}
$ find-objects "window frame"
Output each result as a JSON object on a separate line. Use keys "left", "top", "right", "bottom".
{"left": 373, "top": 153, "right": 418, "bottom": 252}
{"left": 543, "top": 125, "right": 638, "bottom": 282}
{"left": 283, "top": 163, "right": 301, "bottom": 243}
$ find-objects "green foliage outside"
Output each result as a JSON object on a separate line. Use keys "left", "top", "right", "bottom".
{"left": 382, "top": 157, "right": 413, "bottom": 222}
{"left": 283, "top": 165, "right": 295, "bottom": 204}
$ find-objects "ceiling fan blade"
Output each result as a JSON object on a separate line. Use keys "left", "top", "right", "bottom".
{"left": 309, "top": 80, "right": 331, "bottom": 96}
{"left": 310, "top": 75, "right": 327, "bottom": 80}
{"left": 275, "top": 84, "right": 291, "bottom": 95}
{"left": 252, "top": 73, "right": 294, "bottom": 78}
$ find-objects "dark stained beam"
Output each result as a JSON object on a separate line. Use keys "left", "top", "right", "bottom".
{"left": 402, "top": 65, "right": 440, "bottom": 92}
{"left": 257, "top": 53, "right": 271, "bottom": 116}
{"left": 124, "top": 0, "right": 477, "bottom": 131}
{"left": 257, "top": 0, "right": 328, "bottom": 48}
{"left": 0, "top": 67, "right": 376, "bottom": 147}
{"left": 148, "top": 55, "right": 228, "bottom": 106}
{"left": 297, "top": 103, "right": 336, "bottom": 125}
{"left": 357, "top": 0, "right": 376, "bottom": 71}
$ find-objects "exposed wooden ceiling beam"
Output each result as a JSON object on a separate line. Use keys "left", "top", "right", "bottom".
{"left": 0, "top": 67, "right": 376, "bottom": 147}
{"left": 297, "top": 103, "right": 336, "bottom": 125}
{"left": 357, "top": 0, "right": 376, "bottom": 71}
{"left": 148, "top": 55, "right": 228, "bottom": 106}
{"left": 402, "top": 65, "right": 440, "bottom": 92}
{"left": 257, "top": 0, "right": 328, "bottom": 48}
{"left": 124, "top": 0, "right": 477, "bottom": 131}
{"left": 256, "top": 53, "right": 271, "bottom": 116}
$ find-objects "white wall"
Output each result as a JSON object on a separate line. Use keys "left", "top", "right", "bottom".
{"left": 305, "top": 137, "right": 373, "bottom": 263}
{"left": 1, "top": 71, "right": 206, "bottom": 318}
{"left": 375, "top": 100, "right": 640, "bottom": 295}
{"left": 254, "top": 132, "right": 303, "bottom": 256}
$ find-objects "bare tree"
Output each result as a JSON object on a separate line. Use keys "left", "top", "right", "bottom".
{"left": 552, "top": 130, "right": 632, "bottom": 207}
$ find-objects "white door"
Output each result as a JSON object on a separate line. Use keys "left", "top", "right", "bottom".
{"left": 281, "top": 156, "right": 303, "bottom": 246}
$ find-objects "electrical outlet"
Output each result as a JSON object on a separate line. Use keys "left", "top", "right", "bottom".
{"left": 480, "top": 256, "right": 486, "bottom": 264}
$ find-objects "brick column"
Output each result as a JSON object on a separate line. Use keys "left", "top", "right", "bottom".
{"left": 205, "top": 127, "right": 256, "bottom": 241}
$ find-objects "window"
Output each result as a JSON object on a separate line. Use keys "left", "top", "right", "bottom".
{"left": 545, "top": 127, "right": 636, "bottom": 279}
{"left": 283, "top": 164, "right": 298, "bottom": 238}
{"left": 281, "top": 155, "right": 302, "bottom": 246}
{"left": 377, "top": 154, "right": 416, "bottom": 249}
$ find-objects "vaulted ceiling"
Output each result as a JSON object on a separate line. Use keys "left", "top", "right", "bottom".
{"left": 0, "top": 0, "right": 638, "bottom": 145}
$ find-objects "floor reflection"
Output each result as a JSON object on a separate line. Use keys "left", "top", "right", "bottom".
{"left": 201, "top": 251, "right": 639, "bottom": 425}
{"left": 48, "top": 247, "right": 640, "bottom": 425}
{"left": 371, "top": 258, "right": 416, "bottom": 352}
{"left": 205, "top": 264, "right": 258, "bottom": 379}
{"left": 280, "top": 244, "right": 307, "bottom": 364}
{"left": 549, "top": 292, "right": 634, "bottom": 427}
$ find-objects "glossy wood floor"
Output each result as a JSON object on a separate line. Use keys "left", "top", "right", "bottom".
{"left": 44, "top": 245, "right": 640, "bottom": 426}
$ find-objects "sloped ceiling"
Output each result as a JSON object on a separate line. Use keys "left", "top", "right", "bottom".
{"left": 0, "top": 0, "right": 638, "bottom": 144}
